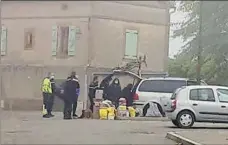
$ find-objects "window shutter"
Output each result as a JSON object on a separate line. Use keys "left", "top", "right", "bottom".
{"left": 1, "top": 26, "right": 7, "bottom": 56}
{"left": 67, "top": 26, "right": 77, "bottom": 56}
{"left": 125, "top": 29, "right": 138, "bottom": 59}
{"left": 51, "top": 26, "right": 58, "bottom": 56}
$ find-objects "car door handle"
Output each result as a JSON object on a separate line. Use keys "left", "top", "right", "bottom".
{"left": 221, "top": 106, "right": 226, "bottom": 108}
{"left": 192, "top": 103, "right": 198, "bottom": 106}
{"left": 164, "top": 105, "right": 167, "bottom": 107}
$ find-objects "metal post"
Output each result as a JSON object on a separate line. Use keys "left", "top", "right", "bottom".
{"left": 0, "top": 0, "right": 2, "bottom": 144}
{"left": 84, "top": 66, "right": 88, "bottom": 110}
{"left": 197, "top": 1, "right": 203, "bottom": 85}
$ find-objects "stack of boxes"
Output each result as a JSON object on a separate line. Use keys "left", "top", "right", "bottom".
{"left": 92, "top": 89, "right": 103, "bottom": 119}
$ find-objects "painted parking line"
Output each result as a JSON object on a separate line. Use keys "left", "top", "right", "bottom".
{"left": 166, "top": 131, "right": 202, "bottom": 145}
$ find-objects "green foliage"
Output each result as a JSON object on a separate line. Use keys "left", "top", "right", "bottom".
{"left": 169, "top": 1, "right": 228, "bottom": 85}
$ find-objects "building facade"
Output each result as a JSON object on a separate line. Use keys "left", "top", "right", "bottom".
{"left": 1, "top": 1, "right": 170, "bottom": 110}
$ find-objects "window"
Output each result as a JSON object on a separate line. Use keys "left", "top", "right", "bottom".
{"left": 190, "top": 89, "right": 198, "bottom": 100}
{"left": 171, "top": 88, "right": 183, "bottom": 100}
{"left": 124, "top": 29, "right": 138, "bottom": 59}
{"left": 52, "top": 25, "right": 78, "bottom": 57}
{"left": 217, "top": 89, "right": 228, "bottom": 103}
{"left": 58, "top": 26, "right": 69, "bottom": 57}
{"left": 190, "top": 88, "right": 215, "bottom": 102}
{"left": 138, "top": 80, "right": 186, "bottom": 93}
{"left": 24, "top": 28, "right": 34, "bottom": 50}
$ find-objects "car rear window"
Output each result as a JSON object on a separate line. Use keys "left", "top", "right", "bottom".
{"left": 138, "top": 80, "right": 186, "bottom": 93}
{"left": 170, "top": 88, "right": 183, "bottom": 99}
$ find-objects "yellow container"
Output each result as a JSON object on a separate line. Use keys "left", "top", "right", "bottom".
{"left": 99, "top": 107, "right": 108, "bottom": 120}
{"left": 117, "top": 105, "right": 128, "bottom": 117}
{"left": 128, "top": 106, "right": 136, "bottom": 117}
{"left": 118, "top": 105, "right": 127, "bottom": 111}
{"left": 107, "top": 107, "right": 115, "bottom": 120}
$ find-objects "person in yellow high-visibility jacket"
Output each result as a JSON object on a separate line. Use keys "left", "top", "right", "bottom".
{"left": 42, "top": 72, "right": 53, "bottom": 118}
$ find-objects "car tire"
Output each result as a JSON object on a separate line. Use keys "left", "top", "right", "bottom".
{"left": 172, "top": 120, "right": 179, "bottom": 127}
{"left": 176, "top": 111, "right": 194, "bottom": 128}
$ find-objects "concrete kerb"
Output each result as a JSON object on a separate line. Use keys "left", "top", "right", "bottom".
{"left": 116, "top": 117, "right": 169, "bottom": 121}
{"left": 166, "top": 132, "right": 202, "bottom": 145}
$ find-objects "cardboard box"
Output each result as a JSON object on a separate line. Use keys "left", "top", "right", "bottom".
{"left": 92, "top": 99, "right": 103, "bottom": 119}
{"left": 95, "top": 89, "right": 103, "bottom": 100}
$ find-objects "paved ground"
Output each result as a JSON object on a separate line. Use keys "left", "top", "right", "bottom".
{"left": 1, "top": 111, "right": 176, "bottom": 144}
{"left": 2, "top": 111, "right": 228, "bottom": 144}
{"left": 172, "top": 123, "right": 228, "bottom": 144}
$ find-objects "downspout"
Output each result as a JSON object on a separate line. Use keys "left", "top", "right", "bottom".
{"left": 163, "top": 8, "right": 170, "bottom": 73}
{"left": 84, "top": 2, "right": 92, "bottom": 110}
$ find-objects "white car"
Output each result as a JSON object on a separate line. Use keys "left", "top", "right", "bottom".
{"left": 166, "top": 85, "right": 228, "bottom": 128}
{"left": 132, "top": 77, "right": 206, "bottom": 116}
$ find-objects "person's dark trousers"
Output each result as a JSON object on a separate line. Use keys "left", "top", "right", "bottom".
{"left": 63, "top": 100, "right": 72, "bottom": 119}
{"left": 72, "top": 95, "right": 78, "bottom": 117}
{"left": 72, "top": 101, "right": 78, "bottom": 117}
{"left": 89, "top": 95, "right": 94, "bottom": 112}
{"left": 48, "top": 94, "right": 55, "bottom": 116}
{"left": 43, "top": 92, "right": 51, "bottom": 118}
{"left": 114, "top": 99, "right": 119, "bottom": 108}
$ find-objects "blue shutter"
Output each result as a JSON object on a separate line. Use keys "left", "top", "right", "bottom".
{"left": 125, "top": 29, "right": 138, "bottom": 59}
{"left": 67, "top": 26, "right": 77, "bottom": 56}
{"left": 1, "top": 26, "right": 7, "bottom": 56}
{"left": 51, "top": 26, "right": 58, "bottom": 56}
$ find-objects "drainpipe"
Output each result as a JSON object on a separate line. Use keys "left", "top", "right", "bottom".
{"left": 83, "top": 2, "right": 92, "bottom": 110}
{"left": 84, "top": 65, "right": 88, "bottom": 110}
{"left": 0, "top": 0, "right": 3, "bottom": 113}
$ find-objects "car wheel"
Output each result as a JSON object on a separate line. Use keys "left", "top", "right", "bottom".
{"left": 172, "top": 120, "right": 179, "bottom": 127}
{"left": 176, "top": 111, "right": 194, "bottom": 128}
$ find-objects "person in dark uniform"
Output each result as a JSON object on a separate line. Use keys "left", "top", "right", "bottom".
{"left": 48, "top": 73, "right": 56, "bottom": 117}
{"left": 107, "top": 78, "right": 121, "bottom": 108}
{"left": 121, "top": 83, "right": 133, "bottom": 107}
{"left": 88, "top": 76, "right": 99, "bottom": 112}
{"left": 63, "top": 72, "right": 80, "bottom": 119}
{"left": 100, "top": 75, "right": 112, "bottom": 100}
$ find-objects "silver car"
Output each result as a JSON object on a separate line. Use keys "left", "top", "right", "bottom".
{"left": 132, "top": 77, "right": 206, "bottom": 116}
{"left": 166, "top": 85, "right": 228, "bottom": 128}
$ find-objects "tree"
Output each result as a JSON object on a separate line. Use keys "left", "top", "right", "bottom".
{"left": 169, "top": 1, "right": 228, "bottom": 85}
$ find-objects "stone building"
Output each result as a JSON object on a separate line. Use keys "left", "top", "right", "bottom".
{"left": 0, "top": 1, "right": 170, "bottom": 110}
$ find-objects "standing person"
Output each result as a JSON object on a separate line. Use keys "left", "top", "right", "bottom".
{"left": 121, "top": 83, "right": 133, "bottom": 107}
{"left": 107, "top": 78, "right": 121, "bottom": 108}
{"left": 88, "top": 76, "right": 99, "bottom": 112}
{"left": 48, "top": 73, "right": 56, "bottom": 117}
{"left": 100, "top": 76, "right": 112, "bottom": 100}
{"left": 63, "top": 72, "right": 79, "bottom": 119}
{"left": 72, "top": 74, "right": 80, "bottom": 118}
{"left": 41, "top": 72, "right": 53, "bottom": 118}
{"left": 63, "top": 76, "right": 72, "bottom": 119}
